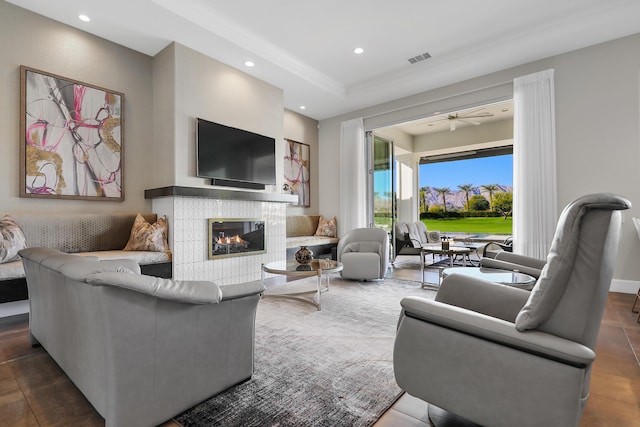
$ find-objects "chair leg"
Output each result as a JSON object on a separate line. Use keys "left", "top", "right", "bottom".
{"left": 632, "top": 289, "right": 640, "bottom": 323}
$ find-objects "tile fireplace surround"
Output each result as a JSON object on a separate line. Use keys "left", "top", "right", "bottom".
{"left": 146, "top": 186, "right": 297, "bottom": 285}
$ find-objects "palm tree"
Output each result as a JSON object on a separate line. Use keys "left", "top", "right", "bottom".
{"left": 457, "top": 184, "right": 474, "bottom": 212}
{"left": 434, "top": 187, "right": 452, "bottom": 212}
{"left": 419, "top": 186, "right": 428, "bottom": 214}
{"left": 481, "top": 184, "right": 500, "bottom": 210}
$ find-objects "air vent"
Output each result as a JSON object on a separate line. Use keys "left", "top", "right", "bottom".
{"left": 407, "top": 52, "right": 431, "bottom": 64}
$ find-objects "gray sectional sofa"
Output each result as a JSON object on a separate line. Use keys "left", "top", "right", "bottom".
{"left": 1, "top": 213, "right": 172, "bottom": 303}
{"left": 20, "top": 247, "right": 264, "bottom": 427}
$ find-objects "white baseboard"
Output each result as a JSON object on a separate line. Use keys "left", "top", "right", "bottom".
{"left": 610, "top": 279, "right": 639, "bottom": 294}
{"left": 0, "top": 300, "right": 29, "bottom": 318}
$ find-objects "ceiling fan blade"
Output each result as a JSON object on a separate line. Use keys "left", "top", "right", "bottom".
{"left": 462, "top": 113, "right": 494, "bottom": 119}
{"left": 458, "top": 118, "right": 481, "bottom": 126}
{"left": 461, "top": 108, "right": 484, "bottom": 116}
{"left": 430, "top": 121, "right": 447, "bottom": 129}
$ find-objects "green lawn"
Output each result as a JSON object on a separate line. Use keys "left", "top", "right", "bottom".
{"left": 422, "top": 217, "right": 512, "bottom": 234}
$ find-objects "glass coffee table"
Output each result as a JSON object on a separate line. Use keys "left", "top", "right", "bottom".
{"left": 420, "top": 244, "right": 471, "bottom": 288}
{"left": 441, "top": 267, "right": 537, "bottom": 290}
{"left": 261, "top": 259, "right": 343, "bottom": 310}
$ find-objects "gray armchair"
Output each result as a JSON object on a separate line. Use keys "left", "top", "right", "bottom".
{"left": 480, "top": 251, "right": 547, "bottom": 278}
{"left": 337, "top": 227, "right": 389, "bottom": 280}
{"left": 393, "top": 193, "right": 631, "bottom": 427}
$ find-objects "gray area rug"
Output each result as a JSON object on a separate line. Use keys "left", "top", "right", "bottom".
{"left": 174, "top": 276, "right": 435, "bottom": 427}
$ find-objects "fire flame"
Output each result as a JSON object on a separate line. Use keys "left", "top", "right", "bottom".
{"left": 217, "top": 235, "right": 248, "bottom": 245}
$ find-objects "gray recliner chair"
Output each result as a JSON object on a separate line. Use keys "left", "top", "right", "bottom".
{"left": 393, "top": 193, "right": 631, "bottom": 427}
{"left": 480, "top": 250, "right": 547, "bottom": 278}
{"left": 337, "top": 227, "right": 389, "bottom": 280}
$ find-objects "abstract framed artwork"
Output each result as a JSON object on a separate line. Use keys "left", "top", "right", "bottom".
{"left": 284, "top": 139, "right": 310, "bottom": 207}
{"left": 20, "top": 66, "right": 124, "bottom": 201}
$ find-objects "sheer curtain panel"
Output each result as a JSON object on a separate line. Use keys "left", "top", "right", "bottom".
{"left": 340, "top": 118, "right": 367, "bottom": 235}
{"left": 513, "top": 69, "right": 558, "bottom": 259}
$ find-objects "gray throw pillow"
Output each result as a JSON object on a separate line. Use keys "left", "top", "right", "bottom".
{"left": 0, "top": 215, "right": 27, "bottom": 264}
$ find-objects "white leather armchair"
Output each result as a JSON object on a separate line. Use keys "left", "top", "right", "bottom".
{"left": 393, "top": 193, "right": 631, "bottom": 427}
{"left": 337, "top": 227, "right": 389, "bottom": 280}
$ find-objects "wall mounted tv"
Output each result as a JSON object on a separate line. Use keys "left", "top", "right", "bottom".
{"left": 196, "top": 118, "right": 277, "bottom": 189}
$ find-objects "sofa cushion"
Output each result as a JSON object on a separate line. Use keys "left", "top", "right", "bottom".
{"left": 286, "top": 215, "right": 320, "bottom": 237}
{"left": 314, "top": 215, "right": 337, "bottom": 237}
{"left": 0, "top": 260, "right": 26, "bottom": 280}
{"left": 81, "top": 250, "right": 171, "bottom": 265}
{"left": 0, "top": 215, "right": 27, "bottom": 264}
{"left": 341, "top": 252, "right": 381, "bottom": 280}
{"left": 86, "top": 271, "right": 222, "bottom": 304}
{"left": 123, "top": 214, "right": 170, "bottom": 252}
{"left": 286, "top": 236, "right": 339, "bottom": 248}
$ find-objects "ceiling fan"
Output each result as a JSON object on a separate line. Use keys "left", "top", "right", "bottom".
{"left": 430, "top": 109, "right": 494, "bottom": 131}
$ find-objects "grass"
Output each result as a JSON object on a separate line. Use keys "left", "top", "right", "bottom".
{"left": 422, "top": 217, "right": 512, "bottom": 234}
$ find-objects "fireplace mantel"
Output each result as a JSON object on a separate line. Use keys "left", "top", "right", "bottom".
{"left": 145, "top": 186, "right": 298, "bottom": 204}
{"left": 147, "top": 185, "right": 290, "bottom": 285}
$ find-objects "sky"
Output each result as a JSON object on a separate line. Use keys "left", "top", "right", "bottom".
{"left": 419, "top": 154, "right": 513, "bottom": 189}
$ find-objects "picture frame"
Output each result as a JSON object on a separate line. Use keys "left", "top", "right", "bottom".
{"left": 284, "top": 139, "right": 310, "bottom": 207}
{"left": 20, "top": 65, "right": 125, "bottom": 201}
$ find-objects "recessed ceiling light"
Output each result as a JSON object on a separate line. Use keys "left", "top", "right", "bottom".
{"left": 244, "top": 61, "right": 255, "bottom": 67}
{"left": 299, "top": 106, "right": 306, "bottom": 110}
{"left": 78, "top": 14, "right": 90, "bottom": 22}
{"left": 353, "top": 47, "right": 364, "bottom": 54}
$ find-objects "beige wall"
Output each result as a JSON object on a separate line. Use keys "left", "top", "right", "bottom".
{"left": 166, "top": 44, "right": 284, "bottom": 191}
{"left": 284, "top": 109, "right": 319, "bottom": 214}
{"left": 0, "top": 1, "right": 154, "bottom": 214}
{"left": 320, "top": 32, "right": 640, "bottom": 284}
{"left": 151, "top": 44, "right": 177, "bottom": 187}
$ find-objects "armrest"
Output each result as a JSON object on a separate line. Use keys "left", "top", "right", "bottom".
{"left": 219, "top": 280, "right": 265, "bottom": 300}
{"left": 436, "top": 274, "right": 530, "bottom": 322}
{"left": 480, "top": 258, "right": 542, "bottom": 279}
{"left": 494, "top": 252, "right": 546, "bottom": 270}
{"left": 399, "top": 296, "right": 595, "bottom": 367}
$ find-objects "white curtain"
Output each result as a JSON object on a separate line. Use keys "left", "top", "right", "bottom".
{"left": 340, "top": 118, "right": 367, "bottom": 235}
{"left": 513, "top": 69, "right": 558, "bottom": 259}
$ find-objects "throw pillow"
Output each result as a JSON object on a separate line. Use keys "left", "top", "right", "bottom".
{"left": 123, "top": 214, "right": 170, "bottom": 252}
{"left": 0, "top": 215, "right": 27, "bottom": 264}
{"left": 314, "top": 215, "right": 337, "bottom": 237}
{"left": 427, "top": 230, "right": 441, "bottom": 243}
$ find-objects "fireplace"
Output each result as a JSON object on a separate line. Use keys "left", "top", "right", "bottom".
{"left": 208, "top": 218, "right": 265, "bottom": 259}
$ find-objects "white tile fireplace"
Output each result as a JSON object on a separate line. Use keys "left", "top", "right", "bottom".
{"left": 146, "top": 186, "right": 296, "bottom": 285}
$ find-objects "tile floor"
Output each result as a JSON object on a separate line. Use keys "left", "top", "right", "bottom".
{"left": 0, "top": 257, "right": 638, "bottom": 426}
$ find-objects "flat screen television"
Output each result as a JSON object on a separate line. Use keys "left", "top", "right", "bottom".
{"left": 196, "top": 118, "right": 276, "bottom": 189}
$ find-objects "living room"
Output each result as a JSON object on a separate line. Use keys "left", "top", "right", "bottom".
{"left": 1, "top": 1, "right": 640, "bottom": 426}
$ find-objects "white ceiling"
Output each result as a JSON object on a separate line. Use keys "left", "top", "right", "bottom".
{"left": 8, "top": 0, "right": 640, "bottom": 120}
{"left": 395, "top": 100, "right": 513, "bottom": 136}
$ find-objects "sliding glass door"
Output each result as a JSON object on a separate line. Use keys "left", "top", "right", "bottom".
{"left": 367, "top": 133, "right": 396, "bottom": 232}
